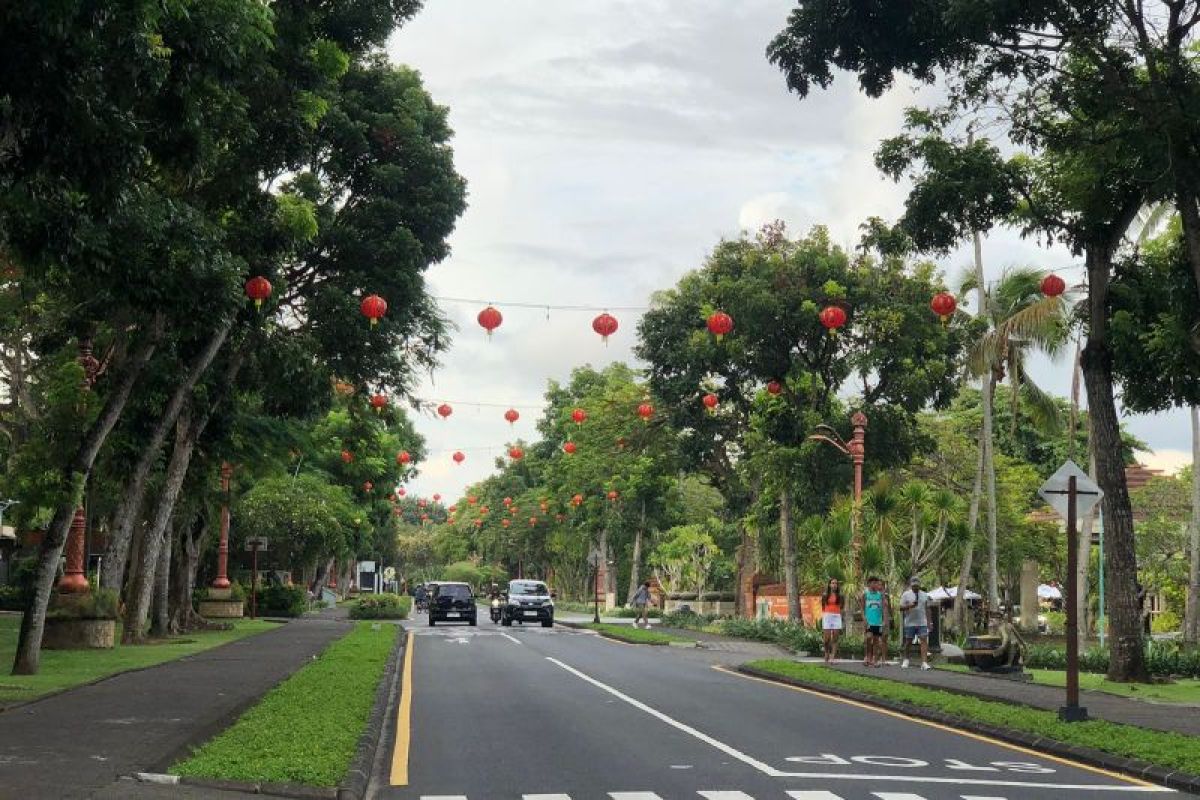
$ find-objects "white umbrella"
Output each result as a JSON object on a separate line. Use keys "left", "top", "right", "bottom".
{"left": 1038, "top": 583, "right": 1062, "bottom": 599}
{"left": 928, "top": 586, "right": 952, "bottom": 601}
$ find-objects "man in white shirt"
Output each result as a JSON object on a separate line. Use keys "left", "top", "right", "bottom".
{"left": 899, "top": 576, "right": 932, "bottom": 670}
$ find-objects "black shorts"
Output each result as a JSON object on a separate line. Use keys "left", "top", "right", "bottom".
{"left": 866, "top": 625, "right": 883, "bottom": 636}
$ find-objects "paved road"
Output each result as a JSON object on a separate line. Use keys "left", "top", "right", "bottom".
{"left": 374, "top": 621, "right": 1181, "bottom": 800}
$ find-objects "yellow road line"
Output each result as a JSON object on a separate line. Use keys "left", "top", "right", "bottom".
{"left": 712, "top": 665, "right": 1156, "bottom": 788}
{"left": 389, "top": 630, "right": 415, "bottom": 786}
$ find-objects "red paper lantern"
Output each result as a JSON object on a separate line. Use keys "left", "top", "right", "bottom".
{"left": 245, "top": 276, "right": 272, "bottom": 308}
{"left": 571, "top": 407, "right": 587, "bottom": 425}
{"left": 396, "top": 451, "right": 411, "bottom": 465}
{"left": 702, "top": 393, "right": 719, "bottom": 411}
{"left": 504, "top": 408, "right": 520, "bottom": 425}
{"left": 616, "top": 436, "right": 627, "bottom": 450}
{"left": 417, "top": 499, "right": 427, "bottom": 508}
{"left": 474, "top": 518, "right": 482, "bottom": 527}
{"left": 421, "top": 514, "right": 429, "bottom": 523}
{"left": 707, "top": 310, "right": 734, "bottom": 341}
{"left": 393, "top": 508, "right": 402, "bottom": 517}
{"left": 361, "top": 294, "right": 387, "bottom": 326}
{"left": 467, "top": 495, "right": 477, "bottom": 505}
{"left": 503, "top": 497, "right": 512, "bottom": 506}
{"left": 571, "top": 493, "right": 583, "bottom": 507}
{"left": 509, "top": 446, "right": 524, "bottom": 460}
{"left": 563, "top": 441, "right": 577, "bottom": 455}
{"left": 529, "top": 517, "right": 537, "bottom": 527}
{"left": 453, "top": 451, "right": 465, "bottom": 465}
{"left": 510, "top": 505, "right": 519, "bottom": 515}
{"left": 387, "top": 493, "right": 396, "bottom": 502}
{"left": 433, "top": 493, "right": 441, "bottom": 502}
{"left": 363, "top": 481, "right": 373, "bottom": 492}
{"left": 556, "top": 513, "right": 565, "bottom": 522}
{"left": 819, "top": 305, "right": 847, "bottom": 336}
{"left": 539, "top": 500, "right": 549, "bottom": 512}
{"left": 398, "top": 488, "right": 407, "bottom": 497}
{"left": 341, "top": 450, "right": 353, "bottom": 463}
{"left": 1041, "top": 274, "right": 1066, "bottom": 297}
{"left": 437, "top": 403, "right": 453, "bottom": 419}
{"left": 502, "top": 518, "right": 510, "bottom": 528}
{"left": 607, "top": 490, "right": 619, "bottom": 502}
{"left": 370, "top": 393, "right": 388, "bottom": 412}
{"left": 767, "top": 380, "right": 782, "bottom": 396}
{"left": 930, "top": 292, "right": 956, "bottom": 323}
{"left": 592, "top": 312, "right": 619, "bottom": 344}
{"left": 637, "top": 403, "right": 654, "bottom": 422}
{"left": 478, "top": 305, "right": 503, "bottom": 337}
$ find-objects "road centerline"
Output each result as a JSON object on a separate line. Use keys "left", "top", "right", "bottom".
{"left": 388, "top": 630, "right": 415, "bottom": 786}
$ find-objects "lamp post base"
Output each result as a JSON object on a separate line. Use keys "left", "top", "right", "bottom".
{"left": 1058, "top": 705, "right": 1089, "bottom": 723}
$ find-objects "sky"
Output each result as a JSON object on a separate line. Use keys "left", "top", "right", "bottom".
{"left": 386, "top": 0, "right": 1192, "bottom": 503}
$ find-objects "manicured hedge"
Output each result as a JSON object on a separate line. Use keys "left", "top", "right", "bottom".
{"left": 349, "top": 593, "right": 410, "bottom": 620}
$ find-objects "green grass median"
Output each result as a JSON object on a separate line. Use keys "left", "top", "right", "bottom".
{"left": 744, "top": 660, "right": 1200, "bottom": 776}
{"left": 937, "top": 663, "right": 1200, "bottom": 705}
{"left": 173, "top": 621, "right": 398, "bottom": 787}
{"left": 0, "top": 615, "right": 275, "bottom": 706}
{"left": 584, "top": 622, "right": 690, "bottom": 645}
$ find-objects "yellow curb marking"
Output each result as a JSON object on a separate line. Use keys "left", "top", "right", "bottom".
{"left": 712, "top": 665, "right": 1156, "bottom": 789}
{"left": 389, "top": 629, "right": 415, "bottom": 785}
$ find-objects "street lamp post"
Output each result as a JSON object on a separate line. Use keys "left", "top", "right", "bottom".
{"left": 212, "top": 462, "right": 233, "bottom": 590}
{"left": 808, "top": 412, "right": 868, "bottom": 624}
{"left": 59, "top": 339, "right": 101, "bottom": 594}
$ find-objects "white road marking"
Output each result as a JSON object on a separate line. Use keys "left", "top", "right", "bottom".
{"left": 701, "top": 792, "right": 759, "bottom": 799}
{"left": 546, "top": 657, "right": 1169, "bottom": 793}
{"left": 546, "top": 657, "right": 783, "bottom": 777}
{"left": 788, "top": 793, "right": 845, "bottom": 800}
{"left": 419, "top": 796, "right": 467, "bottom": 799}
{"left": 962, "top": 796, "right": 1009, "bottom": 800}
{"left": 874, "top": 794, "right": 929, "bottom": 800}
{"left": 609, "top": 794, "right": 665, "bottom": 799}
{"left": 523, "top": 795, "right": 572, "bottom": 799}
{"left": 501, "top": 632, "right": 522, "bottom": 644}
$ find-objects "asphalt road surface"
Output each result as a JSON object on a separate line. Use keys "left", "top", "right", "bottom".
{"left": 374, "top": 620, "right": 1183, "bottom": 800}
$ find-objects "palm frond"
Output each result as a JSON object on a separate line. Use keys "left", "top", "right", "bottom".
{"left": 993, "top": 295, "right": 1067, "bottom": 348}
{"left": 1020, "top": 379, "right": 1063, "bottom": 435}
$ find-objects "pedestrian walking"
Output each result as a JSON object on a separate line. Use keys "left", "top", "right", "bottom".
{"left": 863, "top": 576, "right": 888, "bottom": 667}
{"left": 900, "top": 576, "right": 932, "bottom": 670}
{"left": 820, "top": 578, "right": 844, "bottom": 663}
{"left": 631, "top": 580, "right": 653, "bottom": 628}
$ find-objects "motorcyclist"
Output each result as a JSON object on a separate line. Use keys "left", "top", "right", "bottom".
{"left": 488, "top": 583, "right": 501, "bottom": 600}
{"left": 414, "top": 583, "right": 428, "bottom": 611}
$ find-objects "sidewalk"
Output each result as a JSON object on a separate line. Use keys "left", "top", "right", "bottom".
{"left": 556, "top": 611, "right": 663, "bottom": 626}
{"left": 0, "top": 608, "right": 352, "bottom": 800}
{"left": 830, "top": 661, "right": 1200, "bottom": 737}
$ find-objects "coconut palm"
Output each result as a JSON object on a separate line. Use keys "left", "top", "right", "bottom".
{"left": 960, "top": 265, "right": 1072, "bottom": 611}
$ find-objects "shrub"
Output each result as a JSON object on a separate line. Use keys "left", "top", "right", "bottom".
{"left": 47, "top": 588, "right": 119, "bottom": 620}
{"left": 611, "top": 606, "right": 662, "bottom": 618}
{"left": 441, "top": 561, "right": 485, "bottom": 587}
{"left": 0, "top": 584, "right": 28, "bottom": 611}
{"left": 350, "top": 593, "right": 411, "bottom": 620}
{"left": 699, "top": 591, "right": 735, "bottom": 602}
{"left": 1152, "top": 611, "right": 1180, "bottom": 635}
{"left": 255, "top": 584, "right": 307, "bottom": 618}
{"left": 1042, "top": 610, "right": 1066, "bottom": 635}
{"left": 1025, "top": 640, "right": 1200, "bottom": 678}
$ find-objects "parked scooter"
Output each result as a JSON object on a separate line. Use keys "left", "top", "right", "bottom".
{"left": 490, "top": 597, "right": 502, "bottom": 623}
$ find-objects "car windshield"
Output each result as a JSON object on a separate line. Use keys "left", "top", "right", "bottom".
{"left": 436, "top": 584, "right": 472, "bottom": 600}
{"left": 510, "top": 582, "right": 548, "bottom": 596}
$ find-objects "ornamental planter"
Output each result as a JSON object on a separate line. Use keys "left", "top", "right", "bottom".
{"left": 199, "top": 587, "right": 244, "bottom": 619}
{"left": 42, "top": 618, "right": 115, "bottom": 650}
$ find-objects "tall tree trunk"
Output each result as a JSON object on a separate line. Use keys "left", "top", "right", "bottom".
{"left": 954, "top": 426, "right": 985, "bottom": 632}
{"left": 780, "top": 487, "right": 799, "bottom": 621}
{"left": 1082, "top": 244, "right": 1149, "bottom": 682}
{"left": 122, "top": 404, "right": 206, "bottom": 643}
{"left": 170, "top": 513, "right": 209, "bottom": 633}
{"left": 150, "top": 520, "right": 173, "bottom": 638}
{"left": 626, "top": 499, "right": 646, "bottom": 604}
{"left": 1172, "top": 186, "right": 1200, "bottom": 309}
{"left": 1077, "top": 448, "right": 1098, "bottom": 637}
{"left": 101, "top": 320, "right": 232, "bottom": 593}
{"left": 12, "top": 325, "right": 162, "bottom": 675}
{"left": 983, "top": 375, "right": 1000, "bottom": 609}
{"left": 1185, "top": 405, "right": 1200, "bottom": 643}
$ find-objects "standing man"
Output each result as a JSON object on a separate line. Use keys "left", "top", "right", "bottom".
{"left": 863, "top": 576, "right": 888, "bottom": 667}
{"left": 900, "top": 576, "right": 932, "bottom": 670}
{"left": 631, "top": 580, "right": 653, "bottom": 628}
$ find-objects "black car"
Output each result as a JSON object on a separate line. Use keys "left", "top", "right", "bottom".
{"left": 429, "top": 582, "right": 477, "bottom": 626}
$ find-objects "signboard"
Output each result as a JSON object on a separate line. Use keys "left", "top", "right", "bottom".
{"left": 359, "top": 560, "right": 376, "bottom": 573}
{"left": 383, "top": 566, "right": 396, "bottom": 581}
{"left": 1038, "top": 460, "right": 1103, "bottom": 520}
{"left": 244, "top": 536, "right": 268, "bottom": 551}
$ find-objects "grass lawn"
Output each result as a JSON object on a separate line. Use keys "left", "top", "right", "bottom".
{"left": 584, "top": 622, "right": 690, "bottom": 645}
{"left": 937, "top": 663, "right": 1200, "bottom": 704}
{"left": 173, "top": 621, "right": 398, "bottom": 787}
{"left": 0, "top": 614, "right": 275, "bottom": 706}
{"left": 745, "top": 660, "right": 1200, "bottom": 776}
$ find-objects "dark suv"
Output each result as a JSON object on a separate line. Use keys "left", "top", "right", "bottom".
{"left": 428, "top": 582, "right": 477, "bottom": 626}
{"left": 501, "top": 579, "right": 554, "bottom": 628}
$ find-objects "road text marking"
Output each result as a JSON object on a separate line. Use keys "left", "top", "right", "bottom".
{"left": 388, "top": 630, "right": 415, "bottom": 786}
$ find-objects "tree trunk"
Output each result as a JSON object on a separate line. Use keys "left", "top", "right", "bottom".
{"left": 101, "top": 320, "right": 233, "bottom": 593}
{"left": 780, "top": 487, "right": 799, "bottom": 621}
{"left": 983, "top": 375, "right": 1000, "bottom": 610}
{"left": 1077, "top": 448, "right": 1098, "bottom": 637}
{"left": 1185, "top": 405, "right": 1200, "bottom": 643}
{"left": 11, "top": 326, "right": 162, "bottom": 675}
{"left": 122, "top": 404, "right": 206, "bottom": 643}
{"left": 150, "top": 520, "right": 173, "bottom": 638}
{"left": 1082, "top": 244, "right": 1148, "bottom": 682}
{"left": 1172, "top": 186, "right": 1200, "bottom": 309}
{"left": 954, "top": 426, "right": 985, "bottom": 632}
{"left": 626, "top": 499, "right": 646, "bottom": 604}
{"left": 170, "top": 514, "right": 209, "bottom": 633}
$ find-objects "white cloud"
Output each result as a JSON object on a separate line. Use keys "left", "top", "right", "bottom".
{"left": 386, "top": 1, "right": 1191, "bottom": 502}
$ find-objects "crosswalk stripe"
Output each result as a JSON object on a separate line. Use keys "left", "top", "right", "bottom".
{"left": 419, "top": 796, "right": 467, "bottom": 800}
{"left": 699, "top": 792, "right": 758, "bottom": 799}
{"left": 523, "top": 795, "right": 572, "bottom": 799}
{"left": 961, "top": 796, "right": 1008, "bottom": 800}
{"left": 609, "top": 794, "right": 666, "bottom": 799}
{"left": 788, "top": 792, "right": 845, "bottom": 800}
{"left": 873, "top": 794, "right": 928, "bottom": 800}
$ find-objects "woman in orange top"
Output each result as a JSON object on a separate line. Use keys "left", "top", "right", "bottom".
{"left": 820, "top": 578, "right": 844, "bottom": 663}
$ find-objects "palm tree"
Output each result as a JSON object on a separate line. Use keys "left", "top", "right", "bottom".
{"left": 960, "top": 265, "right": 1071, "bottom": 611}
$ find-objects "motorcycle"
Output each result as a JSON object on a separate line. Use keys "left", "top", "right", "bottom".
{"left": 415, "top": 596, "right": 429, "bottom": 614}
{"left": 490, "top": 597, "right": 502, "bottom": 623}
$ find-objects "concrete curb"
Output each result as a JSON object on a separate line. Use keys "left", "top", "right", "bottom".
{"left": 558, "top": 620, "right": 684, "bottom": 646}
{"left": 337, "top": 624, "right": 406, "bottom": 800}
{"left": 170, "top": 774, "right": 336, "bottom": 798}
{"left": 736, "top": 664, "right": 1200, "bottom": 794}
